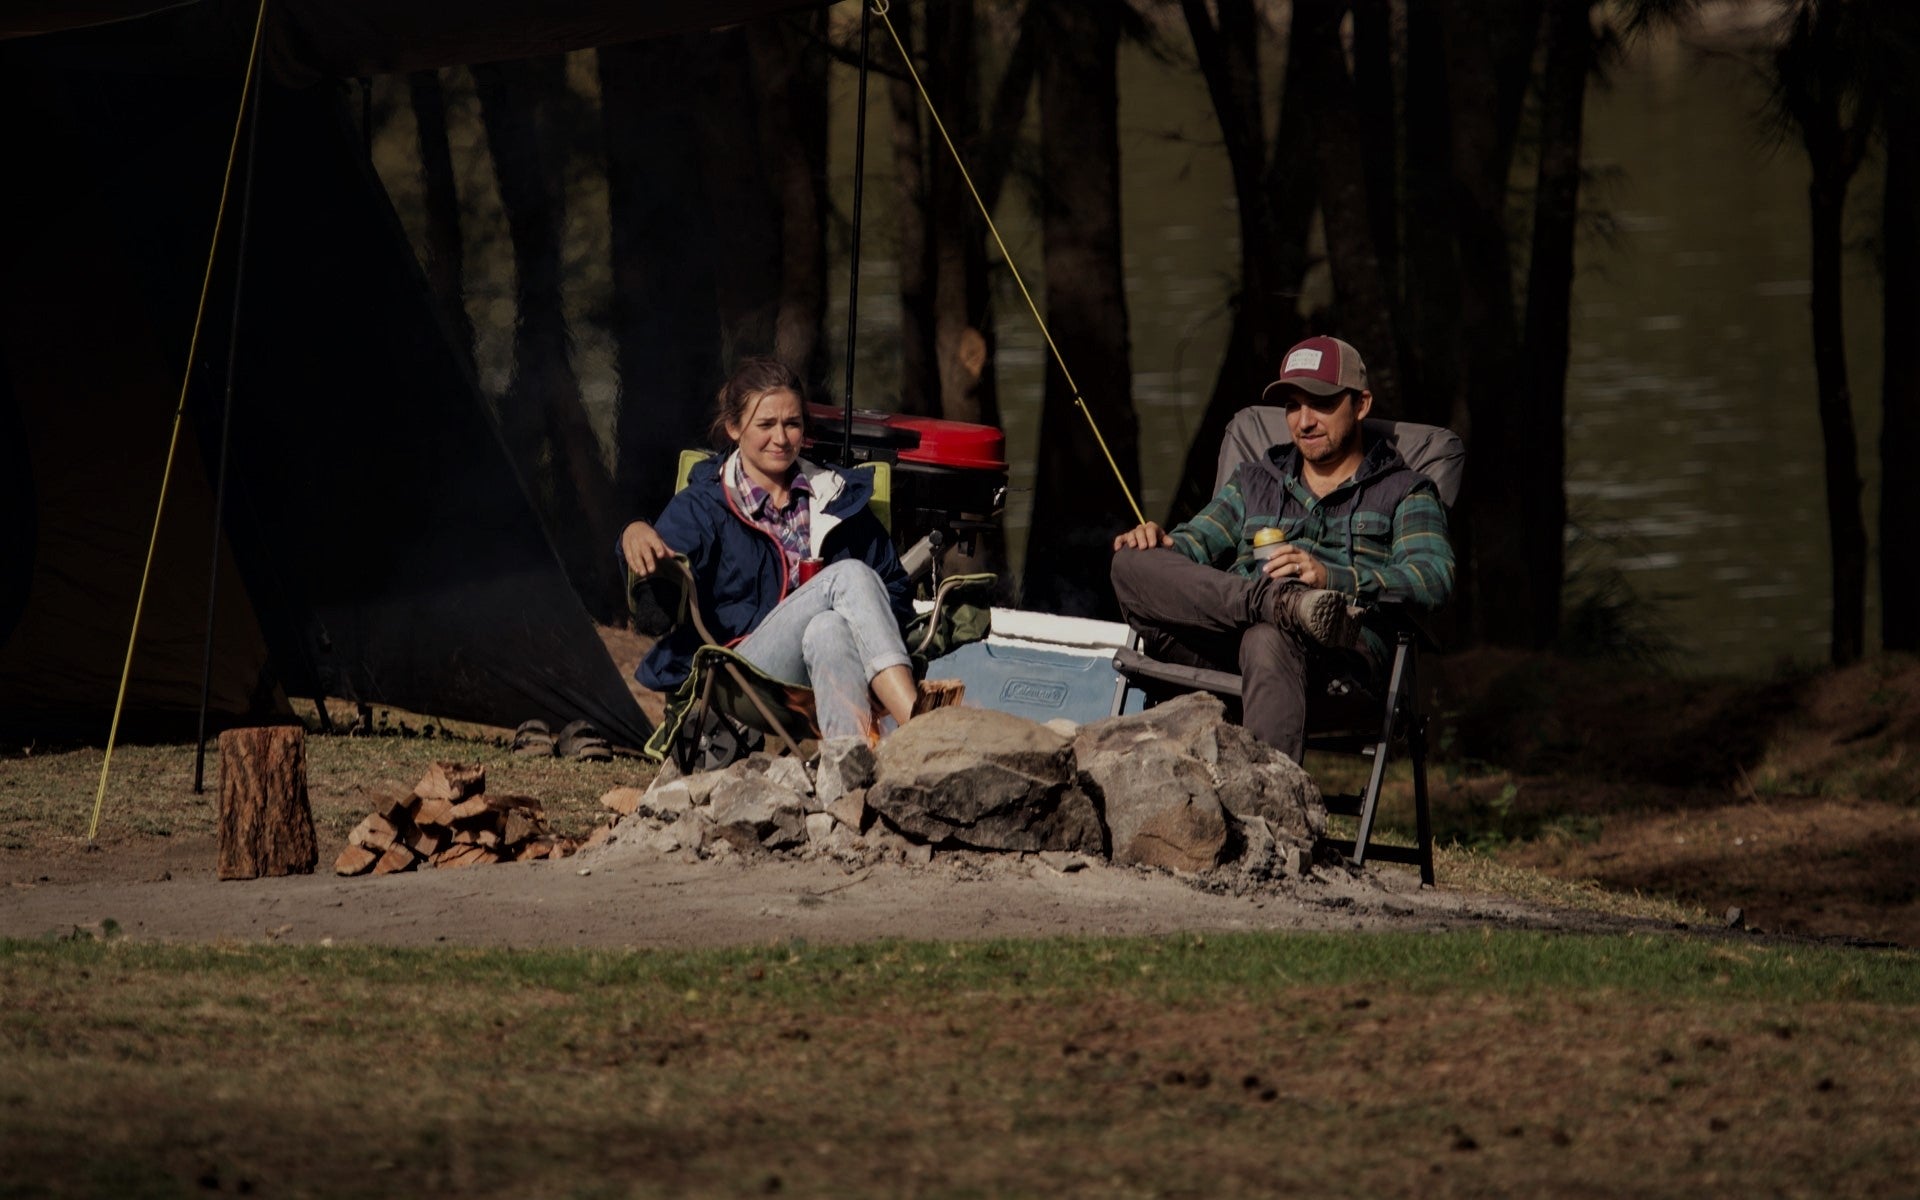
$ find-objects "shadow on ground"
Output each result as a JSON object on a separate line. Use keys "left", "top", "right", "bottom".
{"left": 1400, "top": 650, "right": 1920, "bottom": 945}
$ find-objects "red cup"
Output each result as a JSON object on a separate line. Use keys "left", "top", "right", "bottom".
{"left": 796, "top": 557, "right": 825, "bottom": 585}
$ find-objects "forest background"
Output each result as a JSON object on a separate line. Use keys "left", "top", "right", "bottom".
{"left": 358, "top": 0, "right": 1915, "bottom": 675}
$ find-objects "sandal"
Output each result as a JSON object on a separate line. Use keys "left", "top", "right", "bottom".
{"left": 512, "top": 718, "right": 557, "bottom": 757}
{"left": 555, "top": 718, "right": 613, "bottom": 762}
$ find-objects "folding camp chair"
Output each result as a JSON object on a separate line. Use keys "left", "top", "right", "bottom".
{"left": 634, "top": 451, "right": 990, "bottom": 772}
{"left": 1111, "top": 412, "right": 1464, "bottom": 883}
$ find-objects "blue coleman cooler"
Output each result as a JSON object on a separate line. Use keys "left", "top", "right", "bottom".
{"left": 920, "top": 609, "right": 1145, "bottom": 727}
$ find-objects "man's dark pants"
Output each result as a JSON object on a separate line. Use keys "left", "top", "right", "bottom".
{"left": 1111, "top": 547, "right": 1383, "bottom": 764}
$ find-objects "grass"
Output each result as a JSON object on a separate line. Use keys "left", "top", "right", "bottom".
{"left": 2, "top": 932, "right": 1914, "bottom": 1198}
{"left": 0, "top": 717, "right": 658, "bottom": 851}
{"left": 5, "top": 660, "right": 1915, "bottom": 1194}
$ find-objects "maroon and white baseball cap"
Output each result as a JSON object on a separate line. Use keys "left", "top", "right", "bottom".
{"left": 1260, "top": 336, "right": 1369, "bottom": 399}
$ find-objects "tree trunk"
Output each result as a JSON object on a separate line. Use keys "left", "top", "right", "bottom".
{"left": 1351, "top": 0, "right": 1401, "bottom": 308}
{"left": 1441, "top": 1, "right": 1546, "bottom": 648}
{"left": 408, "top": 69, "right": 474, "bottom": 373}
{"left": 600, "top": 35, "right": 727, "bottom": 522}
{"left": 690, "top": 28, "right": 784, "bottom": 361}
{"left": 1295, "top": 0, "right": 1402, "bottom": 415}
{"left": 748, "top": 13, "right": 830, "bottom": 387}
{"left": 1882, "top": 43, "right": 1920, "bottom": 652}
{"left": 1809, "top": 178, "right": 1869, "bottom": 664}
{"left": 1398, "top": 0, "right": 1465, "bottom": 432}
{"left": 217, "top": 726, "right": 317, "bottom": 880}
{"left": 886, "top": 4, "right": 937, "bottom": 417}
{"left": 1022, "top": 0, "right": 1137, "bottom": 619}
{"left": 1776, "top": 0, "right": 1874, "bottom": 664}
{"left": 472, "top": 58, "right": 621, "bottom": 618}
{"left": 925, "top": 0, "right": 998, "bottom": 426}
{"left": 1517, "top": 0, "right": 1596, "bottom": 652}
{"left": 1168, "top": 0, "right": 1313, "bottom": 523}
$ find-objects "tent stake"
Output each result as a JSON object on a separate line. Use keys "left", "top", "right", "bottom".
{"left": 193, "top": 54, "right": 266, "bottom": 795}
{"left": 840, "top": 0, "right": 874, "bottom": 465}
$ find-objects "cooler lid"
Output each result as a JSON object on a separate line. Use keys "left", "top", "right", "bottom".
{"left": 809, "top": 406, "right": 1007, "bottom": 471}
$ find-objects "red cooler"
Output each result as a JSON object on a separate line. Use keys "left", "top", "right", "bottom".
{"left": 807, "top": 405, "right": 1007, "bottom": 555}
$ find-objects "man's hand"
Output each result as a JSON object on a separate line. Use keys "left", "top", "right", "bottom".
{"left": 620, "top": 521, "right": 675, "bottom": 577}
{"left": 1113, "top": 521, "right": 1174, "bottom": 552}
{"left": 1262, "top": 543, "right": 1330, "bottom": 588}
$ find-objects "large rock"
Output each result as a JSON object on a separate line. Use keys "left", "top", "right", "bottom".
{"left": 1075, "top": 691, "right": 1229, "bottom": 766}
{"left": 1073, "top": 692, "right": 1325, "bottom": 863}
{"left": 1210, "top": 722, "right": 1326, "bottom": 843}
{"left": 1077, "top": 734, "right": 1228, "bottom": 872}
{"left": 868, "top": 707, "right": 1105, "bottom": 854}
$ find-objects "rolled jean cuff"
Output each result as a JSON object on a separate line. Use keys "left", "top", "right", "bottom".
{"left": 864, "top": 648, "right": 911, "bottom": 679}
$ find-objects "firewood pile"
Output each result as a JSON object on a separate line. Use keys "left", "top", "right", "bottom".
{"left": 332, "top": 762, "right": 576, "bottom": 876}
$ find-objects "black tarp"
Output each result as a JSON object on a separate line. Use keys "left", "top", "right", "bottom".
{"left": 4, "top": 0, "right": 806, "bottom": 79}
{"left": 0, "top": 3, "right": 787, "bottom": 744}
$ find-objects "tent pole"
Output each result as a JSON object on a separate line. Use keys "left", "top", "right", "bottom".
{"left": 90, "top": 0, "right": 270, "bottom": 842}
{"left": 840, "top": 0, "right": 874, "bottom": 465}
{"left": 192, "top": 67, "right": 267, "bottom": 795}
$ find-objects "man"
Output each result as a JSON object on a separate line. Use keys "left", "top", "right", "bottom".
{"left": 1110, "top": 335, "right": 1454, "bottom": 764}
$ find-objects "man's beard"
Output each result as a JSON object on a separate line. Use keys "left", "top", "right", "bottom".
{"left": 1300, "top": 428, "right": 1357, "bottom": 464}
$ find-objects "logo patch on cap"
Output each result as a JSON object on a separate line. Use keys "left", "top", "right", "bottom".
{"left": 1283, "top": 348, "right": 1324, "bottom": 373}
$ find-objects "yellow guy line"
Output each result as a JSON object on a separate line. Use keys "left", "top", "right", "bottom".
{"left": 91, "top": 0, "right": 271, "bottom": 841}
{"left": 869, "top": 0, "right": 1145, "bottom": 526}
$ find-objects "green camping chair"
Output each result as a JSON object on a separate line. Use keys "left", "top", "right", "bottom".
{"left": 1112, "top": 410, "right": 1464, "bottom": 884}
{"left": 634, "top": 451, "right": 991, "bottom": 772}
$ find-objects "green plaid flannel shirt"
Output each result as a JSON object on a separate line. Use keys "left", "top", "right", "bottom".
{"left": 1168, "top": 467, "right": 1454, "bottom": 610}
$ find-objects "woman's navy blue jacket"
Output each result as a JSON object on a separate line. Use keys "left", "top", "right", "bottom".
{"left": 634, "top": 455, "right": 914, "bottom": 691}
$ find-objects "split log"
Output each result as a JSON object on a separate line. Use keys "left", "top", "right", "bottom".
{"left": 434, "top": 843, "right": 499, "bottom": 869}
{"left": 372, "top": 843, "right": 418, "bottom": 875}
{"left": 333, "top": 845, "right": 379, "bottom": 876}
{"left": 581, "top": 823, "right": 616, "bottom": 850}
{"left": 501, "top": 809, "right": 540, "bottom": 847}
{"left": 448, "top": 794, "right": 494, "bottom": 821}
{"left": 348, "top": 812, "right": 401, "bottom": 852}
{"left": 405, "top": 824, "right": 449, "bottom": 858}
{"left": 912, "top": 679, "right": 966, "bottom": 716}
{"left": 412, "top": 795, "right": 457, "bottom": 826}
{"left": 600, "top": 786, "right": 645, "bottom": 816}
{"left": 415, "top": 762, "right": 487, "bottom": 802}
{"left": 217, "top": 726, "right": 319, "bottom": 881}
{"left": 338, "top": 769, "right": 572, "bottom": 875}
{"left": 450, "top": 826, "right": 502, "bottom": 848}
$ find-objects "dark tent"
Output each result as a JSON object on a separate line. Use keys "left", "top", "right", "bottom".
{"left": 0, "top": 0, "right": 801, "bottom": 744}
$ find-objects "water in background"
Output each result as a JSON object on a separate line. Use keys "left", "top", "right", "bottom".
{"left": 829, "top": 30, "right": 1886, "bottom": 677}
{"left": 1563, "top": 35, "right": 1881, "bottom": 672}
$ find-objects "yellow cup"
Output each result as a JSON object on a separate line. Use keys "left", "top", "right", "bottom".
{"left": 1252, "top": 526, "right": 1287, "bottom": 559}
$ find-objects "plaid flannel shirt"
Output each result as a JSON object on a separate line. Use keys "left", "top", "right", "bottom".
{"left": 729, "top": 467, "right": 815, "bottom": 588}
{"left": 1168, "top": 447, "right": 1454, "bottom": 611}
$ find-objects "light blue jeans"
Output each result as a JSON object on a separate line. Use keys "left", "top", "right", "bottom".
{"left": 736, "top": 560, "right": 912, "bottom": 739}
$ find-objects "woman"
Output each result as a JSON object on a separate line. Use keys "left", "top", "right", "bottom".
{"left": 622, "top": 357, "right": 919, "bottom": 742}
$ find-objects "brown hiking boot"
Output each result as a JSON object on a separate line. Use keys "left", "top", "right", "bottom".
{"left": 1273, "top": 586, "right": 1362, "bottom": 650}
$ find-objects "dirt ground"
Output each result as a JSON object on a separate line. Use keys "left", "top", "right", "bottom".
{"left": 5, "top": 649, "right": 1914, "bottom": 951}
{"left": 0, "top": 819, "right": 1653, "bottom": 949}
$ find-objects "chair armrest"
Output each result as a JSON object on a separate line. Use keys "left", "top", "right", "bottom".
{"left": 1362, "top": 601, "right": 1442, "bottom": 652}
{"left": 626, "top": 557, "right": 700, "bottom": 641}
{"left": 904, "top": 572, "right": 996, "bottom": 662}
{"left": 1111, "top": 647, "right": 1244, "bottom": 700}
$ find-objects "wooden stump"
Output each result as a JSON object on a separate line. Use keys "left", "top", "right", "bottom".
{"left": 217, "top": 726, "right": 318, "bottom": 880}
